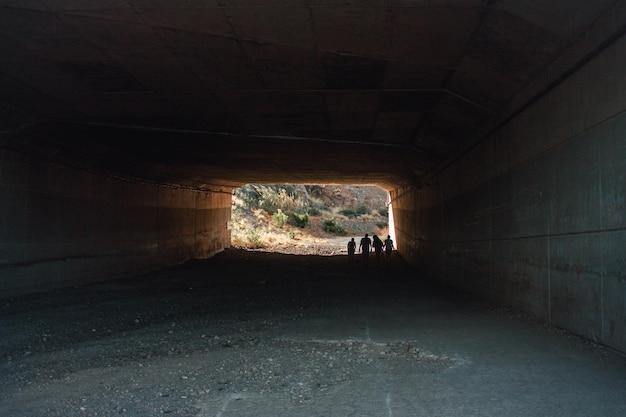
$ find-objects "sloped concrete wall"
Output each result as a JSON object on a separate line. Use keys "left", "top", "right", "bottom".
{"left": 392, "top": 34, "right": 626, "bottom": 352}
{"left": 0, "top": 148, "right": 231, "bottom": 296}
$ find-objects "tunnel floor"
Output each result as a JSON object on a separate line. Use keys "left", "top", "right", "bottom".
{"left": 1, "top": 249, "right": 626, "bottom": 417}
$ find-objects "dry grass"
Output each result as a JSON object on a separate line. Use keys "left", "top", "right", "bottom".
{"left": 229, "top": 185, "right": 389, "bottom": 251}
{"left": 230, "top": 209, "right": 388, "bottom": 250}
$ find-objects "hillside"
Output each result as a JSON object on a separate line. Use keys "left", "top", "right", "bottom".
{"left": 229, "top": 185, "right": 389, "bottom": 255}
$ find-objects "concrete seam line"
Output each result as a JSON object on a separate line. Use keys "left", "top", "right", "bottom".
{"left": 386, "top": 392, "right": 394, "bottom": 417}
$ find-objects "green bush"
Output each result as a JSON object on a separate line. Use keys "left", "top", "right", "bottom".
{"left": 236, "top": 184, "right": 261, "bottom": 209}
{"left": 322, "top": 219, "right": 345, "bottom": 235}
{"left": 308, "top": 206, "right": 322, "bottom": 216}
{"left": 339, "top": 209, "right": 357, "bottom": 218}
{"left": 378, "top": 207, "right": 389, "bottom": 217}
{"left": 259, "top": 187, "right": 288, "bottom": 214}
{"left": 234, "top": 185, "right": 302, "bottom": 214}
{"left": 272, "top": 209, "right": 288, "bottom": 228}
{"left": 289, "top": 212, "right": 309, "bottom": 228}
{"left": 356, "top": 205, "right": 370, "bottom": 215}
{"left": 246, "top": 231, "right": 264, "bottom": 248}
{"left": 259, "top": 185, "right": 307, "bottom": 214}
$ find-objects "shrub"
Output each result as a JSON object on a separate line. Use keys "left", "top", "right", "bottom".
{"left": 308, "top": 206, "right": 322, "bottom": 216}
{"left": 288, "top": 231, "right": 296, "bottom": 239}
{"left": 356, "top": 205, "right": 370, "bottom": 216}
{"left": 339, "top": 209, "right": 357, "bottom": 219}
{"left": 322, "top": 219, "right": 345, "bottom": 235}
{"left": 289, "top": 212, "right": 309, "bottom": 228}
{"left": 257, "top": 185, "right": 308, "bottom": 214}
{"left": 236, "top": 184, "right": 261, "bottom": 209}
{"left": 378, "top": 206, "right": 389, "bottom": 217}
{"left": 272, "top": 209, "right": 288, "bottom": 228}
{"left": 246, "top": 230, "right": 264, "bottom": 248}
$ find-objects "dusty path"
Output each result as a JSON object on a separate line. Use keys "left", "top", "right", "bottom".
{"left": 1, "top": 249, "right": 626, "bottom": 416}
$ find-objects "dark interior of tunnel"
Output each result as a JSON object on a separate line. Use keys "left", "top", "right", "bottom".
{"left": 2, "top": 2, "right": 626, "bottom": 413}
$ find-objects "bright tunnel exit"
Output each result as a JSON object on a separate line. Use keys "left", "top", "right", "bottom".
{"left": 229, "top": 184, "right": 394, "bottom": 256}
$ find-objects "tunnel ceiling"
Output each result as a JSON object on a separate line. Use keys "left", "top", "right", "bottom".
{"left": 0, "top": 0, "right": 620, "bottom": 191}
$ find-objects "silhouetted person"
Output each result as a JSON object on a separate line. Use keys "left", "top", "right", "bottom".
{"left": 359, "top": 233, "right": 372, "bottom": 262}
{"left": 384, "top": 235, "right": 394, "bottom": 262}
{"left": 347, "top": 238, "right": 356, "bottom": 261}
{"left": 372, "top": 234, "right": 383, "bottom": 259}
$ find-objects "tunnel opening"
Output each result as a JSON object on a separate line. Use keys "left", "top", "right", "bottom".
{"left": 228, "top": 184, "right": 394, "bottom": 256}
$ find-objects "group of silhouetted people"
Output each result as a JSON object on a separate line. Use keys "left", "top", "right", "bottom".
{"left": 347, "top": 233, "right": 394, "bottom": 263}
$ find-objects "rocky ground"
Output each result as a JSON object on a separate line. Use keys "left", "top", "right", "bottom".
{"left": 2, "top": 248, "right": 625, "bottom": 417}
{"left": 0, "top": 249, "right": 409, "bottom": 416}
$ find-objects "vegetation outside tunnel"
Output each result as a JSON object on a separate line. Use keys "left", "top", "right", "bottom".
{"left": 230, "top": 184, "right": 390, "bottom": 249}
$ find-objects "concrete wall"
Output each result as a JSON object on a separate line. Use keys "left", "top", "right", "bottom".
{"left": 0, "top": 147, "right": 231, "bottom": 296}
{"left": 392, "top": 33, "right": 626, "bottom": 352}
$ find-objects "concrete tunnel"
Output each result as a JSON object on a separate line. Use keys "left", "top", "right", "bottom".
{"left": 1, "top": 1, "right": 626, "bottom": 357}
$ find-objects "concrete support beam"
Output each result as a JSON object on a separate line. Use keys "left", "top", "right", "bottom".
{"left": 0, "top": 147, "right": 231, "bottom": 296}
{"left": 391, "top": 30, "right": 626, "bottom": 352}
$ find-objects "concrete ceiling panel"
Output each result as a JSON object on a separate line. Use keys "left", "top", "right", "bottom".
{"left": 378, "top": 90, "right": 440, "bottom": 112}
{"left": 279, "top": 112, "right": 332, "bottom": 134}
{"left": 413, "top": 130, "right": 456, "bottom": 160}
{"left": 0, "top": 0, "right": 133, "bottom": 12}
{"left": 0, "top": 73, "right": 74, "bottom": 120}
{"left": 1, "top": 0, "right": 621, "bottom": 189}
{"left": 245, "top": 44, "right": 323, "bottom": 90}
{"left": 391, "top": 0, "right": 488, "bottom": 5}
{"left": 40, "top": 5, "right": 153, "bottom": 31}
{"left": 311, "top": 6, "right": 393, "bottom": 58}
{"left": 160, "top": 29, "right": 263, "bottom": 91}
{"left": 99, "top": 93, "right": 176, "bottom": 120}
{"left": 374, "top": 111, "right": 423, "bottom": 129}
{"left": 321, "top": 52, "right": 387, "bottom": 90}
{"left": 60, "top": 14, "right": 155, "bottom": 60}
{"left": 497, "top": 0, "right": 617, "bottom": 38}
{"left": 469, "top": 9, "right": 564, "bottom": 83}
{"left": 0, "top": 1, "right": 46, "bottom": 10}
{"left": 372, "top": 128, "right": 416, "bottom": 145}
{"left": 382, "top": 61, "right": 452, "bottom": 89}
{"left": 225, "top": 6, "right": 314, "bottom": 48}
{"left": 157, "top": 29, "right": 241, "bottom": 92}
{"left": 59, "top": 17, "right": 205, "bottom": 94}
{"left": 138, "top": 6, "right": 233, "bottom": 37}
{"left": 426, "top": 92, "right": 492, "bottom": 143}
{"left": 388, "top": 6, "right": 481, "bottom": 66}
{"left": 326, "top": 91, "right": 379, "bottom": 113}
{"left": 268, "top": 91, "right": 328, "bottom": 114}
{"left": 446, "top": 57, "right": 522, "bottom": 111}
{"left": 204, "top": 44, "right": 265, "bottom": 90}
{"left": 0, "top": 38, "right": 115, "bottom": 117}
{"left": 329, "top": 112, "right": 376, "bottom": 130}
{"left": 131, "top": 0, "right": 220, "bottom": 8}
{"left": 0, "top": 9, "right": 103, "bottom": 62}
{"left": 222, "top": 91, "right": 277, "bottom": 115}
{"left": 56, "top": 61, "right": 148, "bottom": 93}
{"left": 217, "top": 0, "right": 305, "bottom": 7}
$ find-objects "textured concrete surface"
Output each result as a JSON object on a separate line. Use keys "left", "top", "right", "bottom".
{"left": 0, "top": 148, "right": 231, "bottom": 295}
{"left": 1, "top": 0, "right": 626, "bottom": 366}
{"left": 2, "top": 250, "right": 625, "bottom": 416}
{"left": 1, "top": 1, "right": 623, "bottom": 189}
{"left": 392, "top": 21, "right": 626, "bottom": 353}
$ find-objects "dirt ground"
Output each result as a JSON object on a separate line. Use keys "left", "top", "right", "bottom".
{"left": 2, "top": 246, "right": 626, "bottom": 416}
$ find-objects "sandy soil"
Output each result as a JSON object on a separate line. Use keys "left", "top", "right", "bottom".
{"left": 2, "top": 248, "right": 625, "bottom": 417}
